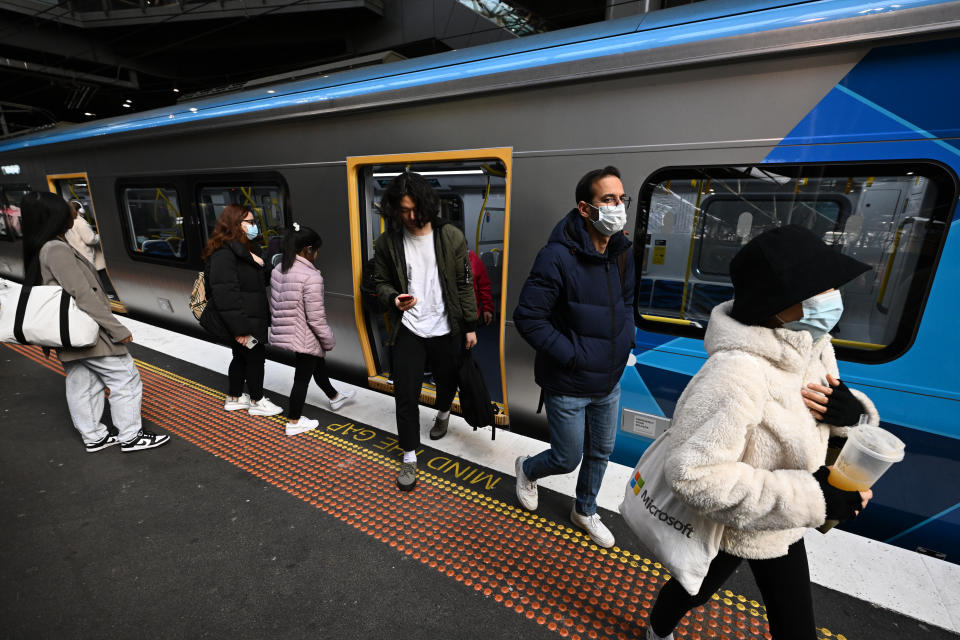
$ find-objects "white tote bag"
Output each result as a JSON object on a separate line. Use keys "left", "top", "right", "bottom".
{"left": 0, "top": 284, "right": 99, "bottom": 348}
{"left": 620, "top": 431, "right": 724, "bottom": 594}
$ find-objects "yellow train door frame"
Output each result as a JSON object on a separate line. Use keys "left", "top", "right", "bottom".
{"left": 47, "top": 172, "right": 126, "bottom": 313}
{"left": 347, "top": 148, "right": 513, "bottom": 425}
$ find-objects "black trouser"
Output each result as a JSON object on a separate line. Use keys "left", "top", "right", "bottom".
{"left": 228, "top": 342, "right": 266, "bottom": 401}
{"left": 288, "top": 352, "right": 338, "bottom": 420}
{"left": 393, "top": 324, "right": 460, "bottom": 452}
{"left": 97, "top": 269, "right": 117, "bottom": 297}
{"left": 649, "top": 539, "right": 815, "bottom": 640}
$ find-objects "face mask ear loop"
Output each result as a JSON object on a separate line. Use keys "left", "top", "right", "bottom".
{"left": 774, "top": 313, "right": 787, "bottom": 327}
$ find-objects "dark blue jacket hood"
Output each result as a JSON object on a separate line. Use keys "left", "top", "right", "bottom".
{"left": 513, "top": 209, "right": 636, "bottom": 397}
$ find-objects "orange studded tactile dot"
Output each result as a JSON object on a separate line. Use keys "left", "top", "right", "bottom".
{"left": 3, "top": 343, "right": 849, "bottom": 640}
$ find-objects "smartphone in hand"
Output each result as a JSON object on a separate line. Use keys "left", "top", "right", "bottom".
{"left": 245, "top": 336, "right": 259, "bottom": 349}
{"left": 397, "top": 294, "right": 413, "bottom": 302}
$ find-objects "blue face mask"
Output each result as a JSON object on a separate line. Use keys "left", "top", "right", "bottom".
{"left": 778, "top": 290, "right": 843, "bottom": 341}
{"left": 244, "top": 222, "right": 259, "bottom": 240}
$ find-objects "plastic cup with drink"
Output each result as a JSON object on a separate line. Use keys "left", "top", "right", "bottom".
{"left": 818, "top": 418, "right": 905, "bottom": 533}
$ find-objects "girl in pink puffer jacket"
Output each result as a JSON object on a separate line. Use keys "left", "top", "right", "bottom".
{"left": 269, "top": 224, "right": 355, "bottom": 435}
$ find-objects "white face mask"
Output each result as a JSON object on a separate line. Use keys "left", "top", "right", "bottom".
{"left": 589, "top": 203, "right": 627, "bottom": 237}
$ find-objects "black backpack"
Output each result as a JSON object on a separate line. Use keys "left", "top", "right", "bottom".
{"left": 457, "top": 349, "right": 498, "bottom": 438}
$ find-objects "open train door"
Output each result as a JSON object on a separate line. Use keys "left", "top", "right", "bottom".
{"left": 347, "top": 148, "right": 513, "bottom": 428}
{"left": 47, "top": 173, "right": 126, "bottom": 314}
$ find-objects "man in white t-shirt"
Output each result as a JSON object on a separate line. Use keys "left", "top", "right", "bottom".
{"left": 372, "top": 172, "right": 479, "bottom": 491}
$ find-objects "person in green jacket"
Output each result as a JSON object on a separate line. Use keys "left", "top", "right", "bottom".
{"left": 372, "top": 171, "right": 478, "bottom": 490}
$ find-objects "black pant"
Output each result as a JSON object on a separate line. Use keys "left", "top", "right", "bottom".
{"left": 393, "top": 324, "right": 459, "bottom": 452}
{"left": 649, "top": 539, "right": 815, "bottom": 640}
{"left": 228, "top": 342, "right": 266, "bottom": 401}
{"left": 288, "top": 353, "right": 338, "bottom": 419}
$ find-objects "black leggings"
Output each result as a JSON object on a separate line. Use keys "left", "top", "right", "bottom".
{"left": 649, "top": 539, "right": 815, "bottom": 640}
{"left": 288, "top": 353, "right": 338, "bottom": 420}
{"left": 228, "top": 342, "right": 266, "bottom": 401}
{"left": 392, "top": 325, "right": 460, "bottom": 452}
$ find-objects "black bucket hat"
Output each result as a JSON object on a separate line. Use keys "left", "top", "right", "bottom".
{"left": 729, "top": 224, "right": 871, "bottom": 325}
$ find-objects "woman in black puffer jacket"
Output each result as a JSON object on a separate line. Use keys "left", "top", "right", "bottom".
{"left": 203, "top": 204, "right": 282, "bottom": 417}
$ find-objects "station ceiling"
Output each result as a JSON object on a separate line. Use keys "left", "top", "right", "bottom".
{"left": 0, "top": 0, "right": 609, "bottom": 138}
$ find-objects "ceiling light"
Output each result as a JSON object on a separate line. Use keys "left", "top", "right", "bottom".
{"left": 173, "top": 88, "right": 180, "bottom": 93}
{"left": 121, "top": 103, "right": 132, "bottom": 108}
{"left": 372, "top": 170, "right": 485, "bottom": 177}
{"left": 83, "top": 112, "right": 95, "bottom": 117}
{"left": 267, "top": 90, "right": 276, "bottom": 94}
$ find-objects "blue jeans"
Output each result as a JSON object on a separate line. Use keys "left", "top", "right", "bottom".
{"left": 522, "top": 384, "right": 620, "bottom": 516}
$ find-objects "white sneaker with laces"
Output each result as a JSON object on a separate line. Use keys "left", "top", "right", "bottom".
{"left": 570, "top": 507, "right": 615, "bottom": 548}
{"left": 224, "top": 393, "right": 251, "bottom": 411}
{"left": 329, "top": 388, "right": 356, "bottom": 412}
{"left": 515, "top": 455, "right": 538, "bottom": 511}
{"left": 248, "top": 397, "right": 283, "bottom": 416}
{"left": 285, "top": 416, "right": 319, "bottom": 436}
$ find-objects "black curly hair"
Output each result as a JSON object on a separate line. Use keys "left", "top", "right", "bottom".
{"left": 379, "top": 171, "right": 439, "bottom": 234}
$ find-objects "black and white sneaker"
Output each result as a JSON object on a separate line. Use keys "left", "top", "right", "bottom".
{"left": 85, "top": 434, "right": 119, "bottom": 453}
{"left": 120, "top": 431, "right": 171, "bottom": 452}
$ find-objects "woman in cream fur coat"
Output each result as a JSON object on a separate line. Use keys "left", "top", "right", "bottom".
{"left": 646, "top": 225, "right": 879, "bottom": 640}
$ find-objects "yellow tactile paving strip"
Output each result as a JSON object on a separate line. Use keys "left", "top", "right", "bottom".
{"left": 4, "top": 342, "right": 850, "bottom": 640}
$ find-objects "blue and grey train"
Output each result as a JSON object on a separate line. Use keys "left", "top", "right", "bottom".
{"left": 0, "top": 0, "right": 957, "bottom": 561}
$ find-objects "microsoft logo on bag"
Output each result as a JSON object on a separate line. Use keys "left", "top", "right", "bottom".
{"left": 630, "top": 471, "right": 645, "bottom": 495}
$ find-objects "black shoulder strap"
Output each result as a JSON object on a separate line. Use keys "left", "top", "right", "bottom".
{"left": 616, "top": 250, "right": 629, "bottom": 292}
{"left": 13, "top": 258, "right": 41, "bottom": 344}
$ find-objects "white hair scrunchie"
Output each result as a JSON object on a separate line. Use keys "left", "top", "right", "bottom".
{"left": 292, "top": 222, "right": 300, "bottom": 232}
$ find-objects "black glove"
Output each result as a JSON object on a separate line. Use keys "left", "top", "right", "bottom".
{"left": 819, "top": 380, "right": 864, "bottom": 427}
{"left": 813, "top": 466, "right": 863, "bottom": 522}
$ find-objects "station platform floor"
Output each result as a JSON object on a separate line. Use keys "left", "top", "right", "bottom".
{"left": 1, "top": 332, "right": 959, "bottom": 640}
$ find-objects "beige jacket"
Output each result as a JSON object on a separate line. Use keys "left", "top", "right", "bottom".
{"left": 664, "top": 301, "right": 879, "bottom": 560}
{"left": 64, "top": 217, "right": 106, "bottom": 270}
{"left": 39, "top": 239, "right": 130, "bottom": 362}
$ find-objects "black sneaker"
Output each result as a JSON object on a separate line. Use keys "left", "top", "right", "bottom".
{"left": 85, "top": 434, "right": 118, "bottom": 453}
{"left": 120, "top": 431, "right": 171, "bottom": 453}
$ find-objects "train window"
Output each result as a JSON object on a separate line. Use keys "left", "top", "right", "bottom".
{"left": 50, "top": 177, "right": 96, "bottom": 227}
{"left": 0, "top": 184, "right": 29, "bottom": 240}
{"left": 348, "top": 149, "right": 513, "bottom": 422}
{"left": 121, "top": 186, "right": 186, "bottom": 260}
{"left": 197, "top": 184, "right": 287, "bottom": 254}
{"left": 636, "top": 162, "right": 957, "bottom": 363}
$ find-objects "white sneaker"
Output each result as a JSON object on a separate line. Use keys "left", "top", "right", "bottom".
{"left": 329, "top": 388, "right": 356, "bottom": 412}
{"left": 224, "top": 393, "right": 251, "bottom": 411}
{"left": 646, "top": 626, "right": 674, "bottom": 640}
{"left": 570, "top": 507, "right": 615, "bottom": 548}
{"left": 248, "top": 397, "right": 283, "bottom": 416}
{"left": 285, "top": 416, "right": 319, "bottom": 436}
{"left": 515, "top": 456, "right": 538, "bottom": 511}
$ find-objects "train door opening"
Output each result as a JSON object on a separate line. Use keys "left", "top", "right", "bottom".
{"left": 347, "top": 148, "right": 512, "bottom": 426}
{"left": 47, "top": 173, "right": 125, "bottom": 313}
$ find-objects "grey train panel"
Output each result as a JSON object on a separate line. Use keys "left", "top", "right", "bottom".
{"left": 0, "top": 45, "right": 871, "bottom": 437}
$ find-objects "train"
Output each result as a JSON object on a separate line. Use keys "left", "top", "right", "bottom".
{"left": 0, "top": 0, "right": 958, "bottom": 562}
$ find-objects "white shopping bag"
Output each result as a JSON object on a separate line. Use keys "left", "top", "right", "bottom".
{"left": 620, "top": 431, "right": 724, "bottom": 594}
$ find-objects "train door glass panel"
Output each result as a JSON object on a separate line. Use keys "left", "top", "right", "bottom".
{"left": 197, "top": 183, "right": 287, "bottom": 260}
{"left": 636, "top": 163, "right": 956, "bottom": 363}
{"left": 0, "top": 184, "right": 29, "bottom": 240}
{"left": 121, "top": 187, "right": 186, "bottom": 259}
{"left": 349, "top": 149, "right": 512, "bottom": 423}
{"left": 49, "top": 174, "right": 121, "bottom": 304}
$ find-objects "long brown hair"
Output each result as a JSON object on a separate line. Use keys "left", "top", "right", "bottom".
{"left": 202, "top": 204, "right": 255, "bottom": 261}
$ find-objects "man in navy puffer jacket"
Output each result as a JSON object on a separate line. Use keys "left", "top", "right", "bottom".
{"left": 513, "top": 166, "right": 635, "bottom": 548}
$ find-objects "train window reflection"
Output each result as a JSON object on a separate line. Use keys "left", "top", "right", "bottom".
{"left": 198, "top": 184, "right": 286, "bottom": 256}
{"left": 0, "top": 184, "right": 29, "bottom": 240}
{"left": 637, "top": 163, "right": 956, "bottom": 363}
{"left": 122, "top": 186, "right": 186, "bottom": 259}
{"left": 359, "top": 159, "right": 509, "bottom": 407}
